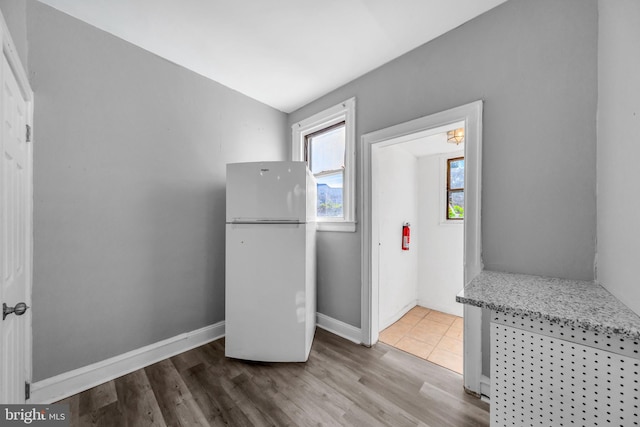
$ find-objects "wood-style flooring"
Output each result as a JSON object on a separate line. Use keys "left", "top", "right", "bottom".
{"left": 58, "top": 328, "right": 489, "bottom": 426}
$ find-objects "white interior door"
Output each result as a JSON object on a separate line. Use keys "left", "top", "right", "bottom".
{"left": 0, "top": 19, "right": 33, "bottom": 403}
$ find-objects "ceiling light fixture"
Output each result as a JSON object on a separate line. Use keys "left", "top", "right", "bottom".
{"left": 447, "top": 128, "right": 465, "bottom": 145}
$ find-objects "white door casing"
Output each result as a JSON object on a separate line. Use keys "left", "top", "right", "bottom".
{"left": 360, "top": 101, "right": 483, "bottom": 395}
{"left": 0, "top": 11, "right": 34, "bottom": 404}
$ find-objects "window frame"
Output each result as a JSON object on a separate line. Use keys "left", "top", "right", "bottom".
{"left": 304, "top": 121, "right": 346, "bottom": 176}
{"left": 446, "top": 156, "right": 465, "bottom": 221}
{"left": 292, "top": 98, "right": 356, "bottom": 232}
{"left": 439, "top": 151, "right": 465, "bottom": 225}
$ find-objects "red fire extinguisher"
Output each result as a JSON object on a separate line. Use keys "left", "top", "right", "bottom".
{"left": 402, "top": 222, "right": 410, "bottom": 251}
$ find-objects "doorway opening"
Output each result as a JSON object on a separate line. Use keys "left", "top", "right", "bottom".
{"left": 374, "top": 124, "right": 465, "bottom": 373}
{"left": 360, "top": 101, "right": 483, "bottom": 394}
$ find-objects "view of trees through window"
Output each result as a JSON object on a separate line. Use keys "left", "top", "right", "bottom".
{"left": 447, "top": 157, "right": 464, "bottom": 220}
{"left": 305, "top": 122, "right": 346, "bottom": 218}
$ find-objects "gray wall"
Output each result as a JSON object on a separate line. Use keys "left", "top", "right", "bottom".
{"left": 597, "top": 0, "right": 640, "bottom": 316}
{"left": 289, "top": 0, "right": 598, "bottom": 376}
{"left": 25, "top": 1, "right": 287, "bottom": 381}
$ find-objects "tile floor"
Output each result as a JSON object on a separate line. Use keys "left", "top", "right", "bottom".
{"left": 379, "top": 305, "right": 463, "bottom": 374}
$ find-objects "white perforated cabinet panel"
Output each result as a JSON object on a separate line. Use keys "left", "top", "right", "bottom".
{"left": 492, "top": 312, "right": 640, "bottom": 360}
{"left": 491, "top": 313, "right": 639, "bottom": 427}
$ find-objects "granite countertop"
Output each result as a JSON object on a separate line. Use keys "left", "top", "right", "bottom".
{"left": 456, "top": 270, "right": 640, "bottom": 341}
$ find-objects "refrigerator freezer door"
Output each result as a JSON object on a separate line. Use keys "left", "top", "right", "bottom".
{"left": 227, "top": 161, "right": 309, "bottom": 222}
{"left": 225, "top": 223, "right": 314, "bottom": 362}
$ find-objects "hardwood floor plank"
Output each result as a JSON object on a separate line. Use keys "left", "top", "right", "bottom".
{"left": 342, "top": 402, "right": 396, "bottom": 427}
{"left": 170, "top": 347, "right": 207, "bottom": 373}
{"left": 229, "top": 371, "right": 298, "bottom": 426}
{"left": 312, "top": 371, "right": 421, "bottom": 426}
{"left": 188, "top": 362, "right": 256, "bottom": 427}
{"left": 78, "top": 381, "right": 117, "bottom": 417}
{"left": 78, "top": 401, "right": 124, "bottom": 427}
{"left": 270, "top": 363, "right": 350, "bottom": 425}
{"left": 203, "top": 342, "right": 246, "bottom": 379}
{"left": 217, "top": 371, "right": 284, "bottom": 426}
{"left": 195, "top": 340, "right": 226, "bottom": 367}
{"left": 145, "top": 359, "right": 209, "bottom": 427}
{"left": 113, "top": 369, "right": 167, "bottom": 427}
{"left": 57, "top": 394, "right": 80, "bottom": 427}
{"left": 56, "top": 329, "right": 489, "bottom": 427}
{"left": 243, "top": 364, "right": 322, "bottom": 427}
{"left": 178, "top": 363, "right": 234, "bottom": 427}
{"left": 418, "top": 381, "right": 489, "bottom": 426}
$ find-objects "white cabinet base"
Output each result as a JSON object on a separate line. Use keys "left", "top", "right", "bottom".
{"left": 491, "top": 312, "right": 639, "bottom": 426}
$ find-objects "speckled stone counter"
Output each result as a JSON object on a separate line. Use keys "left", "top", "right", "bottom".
{"left": 456, "top": 270, "right": 640, "bottom": 340}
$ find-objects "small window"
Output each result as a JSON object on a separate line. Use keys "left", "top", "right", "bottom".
{"left": 447, "top": 157, "right": 464, "bottom": 220}
{"left": 292, "top": 98, "right": 355, "bottom": 232}
{"left": 305, "top": 122, "right": 346, "bottom": 218}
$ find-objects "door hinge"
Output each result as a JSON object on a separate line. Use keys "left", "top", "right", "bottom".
{"left": 25, "top": 382, "right": 30, "bottom": 400}
{"left": 25, "top": 124, "right": 31, "bottom": 142}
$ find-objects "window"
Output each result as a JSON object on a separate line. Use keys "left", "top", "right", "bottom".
{"left": 292, "top": 98, "right": 356, "bottom": 232}
{"left": 447, "top": 157, "right": 464, "bottom": 220}
{"left": 305, "top": 122, "right": 346, "bottom": 218}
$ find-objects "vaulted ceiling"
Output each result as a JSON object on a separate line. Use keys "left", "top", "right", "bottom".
{"left": 37, "top": 0, "right": 507, "bottom": 112}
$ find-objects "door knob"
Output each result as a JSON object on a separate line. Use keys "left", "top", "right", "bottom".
{"left": 2, "top": 302, "right": 29, "bottom": 321}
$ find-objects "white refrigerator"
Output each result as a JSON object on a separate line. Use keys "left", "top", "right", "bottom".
{"left": 225, "top": 161, "right": 317, "bottom": 362}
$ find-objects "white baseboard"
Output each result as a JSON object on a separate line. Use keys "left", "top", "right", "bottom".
{"left": 417, "top": 299, "right": 463, "bottom": 318}
{"left": 379, "top": 300, "right": 418, "bottom": 331}
{"left": 30, "top": 321, "right": 225, "bottom": 404}
{"left": 316, "top": 312, "right": 362, "bottom": 344}
{"left": 480, "top": 374, "right": 491, "bottom": 401}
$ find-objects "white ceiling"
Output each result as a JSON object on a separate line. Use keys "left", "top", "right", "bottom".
{"left": 37, "top": 0, "right": 507, "bottom": 113}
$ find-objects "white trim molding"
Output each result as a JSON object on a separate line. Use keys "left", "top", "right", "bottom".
{"left": 480, "top": 374, "right": 491, "bottom": 401}
{"left": 29, "top": 321, "right": 225, "bottom": 404}
{"left": 439, "top": 151, "right": 466, "bottom": 225}
{"left": 360, "top": 100, "right": 484, "bottom": 394}
{"left": 316, "top": 312, "right": 362, "bottom": 344}
{"left": 1, "top": 10, "right": 33, "bottom": 103}
{"left": 291, "top": 98, "right": 356, "bottom": 232}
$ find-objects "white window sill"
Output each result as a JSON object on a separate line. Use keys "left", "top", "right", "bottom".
{"left": 439, "top": 220, "right": 465, "bottom": 226}
{"left": 316, "top": 221, "right": 357, "bottom": 232}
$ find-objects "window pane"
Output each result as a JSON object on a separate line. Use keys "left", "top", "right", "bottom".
{"left": 449, "top": 158, "right": 464, "bottom": 189}
{"left": 448, "top": 191, "right": 464, "bottom": 219}
{"left": 316, "top": 171, "right": 343, "bottom": 218}
{"left": 308, "top": 124, "right": 345, "bottom": 175}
